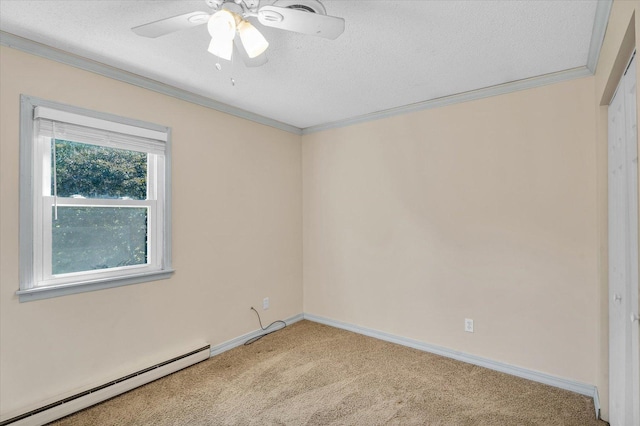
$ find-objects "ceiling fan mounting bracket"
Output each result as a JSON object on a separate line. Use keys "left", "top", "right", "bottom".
{"left": 205, "top": 0, "right": 224, "bottom": 10}
{"left": 205, "top": 0, "right": 262, "bottom": 14}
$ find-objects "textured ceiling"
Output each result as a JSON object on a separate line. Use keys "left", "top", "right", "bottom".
{"left": 0, "top": 1, "right": 602, "bottom": 130}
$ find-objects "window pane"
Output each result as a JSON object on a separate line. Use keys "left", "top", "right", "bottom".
{"left": 52, "top": 207, "right": 148, "bottom": 275}
{"left": 52, "top": 140, "right": 147, "bottom": 200}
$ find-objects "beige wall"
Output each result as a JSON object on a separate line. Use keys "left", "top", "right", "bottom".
{"left": 302, "top": 77, "right": 600, "bottom": 386}
{"left": 0, "top": 46, "right": 302, "bottom": 418}
{"left": 593, "top": 0, "right": 640, "bottom": 421}
{"left": 2, "top": 1, "right": 638, "bottom": 421}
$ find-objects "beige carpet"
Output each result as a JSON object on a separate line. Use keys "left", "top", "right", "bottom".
{"left": 50, "top": 320, "right": 606, "bottom": 425}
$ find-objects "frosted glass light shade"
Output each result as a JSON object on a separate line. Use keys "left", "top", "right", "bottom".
{"left": 208, "top": 38, "right": 233, "bottom": 60}
{"left": 238, "top": 20, "right": 269, "bottom": 58}
{"left": 207, "top": 10, "right": 236, "bottom": 60}
{"left": 207, "top": 10, "right": 236, "bottom": 40}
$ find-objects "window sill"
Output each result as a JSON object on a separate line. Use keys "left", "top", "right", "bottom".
{"left": 16, "top": 269, "right": 175, "bottom": 302}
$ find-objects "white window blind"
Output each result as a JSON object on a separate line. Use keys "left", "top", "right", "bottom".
{"left": 35, "top": 106, "right": 166, "bottom": 155}
{"left": 34, "top": 106, "right": 168, "bottom": 141}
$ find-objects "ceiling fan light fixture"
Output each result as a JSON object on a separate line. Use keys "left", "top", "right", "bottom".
{"left": 207, "top": 9, "right": 237, "bottom": 61}
{"left": 237, "top": 20, "right": 269, "bottom": 58}
{"left": 207, "top": 9, "right": 236, "bottom": 40}
{"left": 208, "top": 38, "right": 233, "bottom": 60}
{"left": 131, "top": 0, "right": 345, "bottom": 66}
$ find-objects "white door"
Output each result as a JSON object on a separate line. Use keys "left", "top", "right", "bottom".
{"left": 608, "top": 51, "right": 640, "bottom": 426}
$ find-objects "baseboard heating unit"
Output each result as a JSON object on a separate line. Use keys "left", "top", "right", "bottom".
{"left": 0, "top": 345, "right": 211, "bottom": 426}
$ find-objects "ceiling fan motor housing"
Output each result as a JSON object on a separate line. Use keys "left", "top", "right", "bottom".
{"left": 204, "top": 0, "right": 326, "bottom": 15}
{"left": 272, "top": 0, "right": 327, "bottom": 15}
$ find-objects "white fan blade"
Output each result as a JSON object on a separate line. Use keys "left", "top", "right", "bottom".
{"left": 234, "top": 36, "right": 268, "bottom": 67}
{"left": 132, "top": 11, "right": 211, "bottom": 38}
{"left": 257, "top": 6, "right": 345, "bottom": 40}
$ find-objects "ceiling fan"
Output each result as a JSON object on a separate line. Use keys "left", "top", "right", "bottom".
{"left": 132, "top": 0, "right": 345, "bottom": 67}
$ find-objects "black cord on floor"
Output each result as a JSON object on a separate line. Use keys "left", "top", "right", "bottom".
{"left": 244, "top": 307, "right": 287, "bottom": 346}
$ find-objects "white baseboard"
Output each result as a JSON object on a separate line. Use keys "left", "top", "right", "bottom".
{"left": 1, "top": 346, "right": 210, "bottom": 426}
{"left": 0, "top": 313, "right": 304, "bottom": 426}
{"left": 593, "top": 387, "right": 601, "bottom": 420}
{"left": 303, "top": 313, "right": 600, "bottom": 419}
{"left": 209, "top": 313, "right": 304, "bottom": 357}
{"left": 1, "top": 312, "right": 600, "bottom": 424}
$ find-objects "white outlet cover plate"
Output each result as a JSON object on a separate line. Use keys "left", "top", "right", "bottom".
{"left": 465, "top": 318, "right": 474, "bottom": 333}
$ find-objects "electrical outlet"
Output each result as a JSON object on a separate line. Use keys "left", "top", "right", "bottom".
{"left": 263, "top": 297, "right": 269, "bottom": 310}
{"left": 464, "top": 318, "right": 474, "bottom": 333}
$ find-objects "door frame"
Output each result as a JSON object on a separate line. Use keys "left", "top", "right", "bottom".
{"left": 608, "top": 49, "right": 640, "bottom": 426}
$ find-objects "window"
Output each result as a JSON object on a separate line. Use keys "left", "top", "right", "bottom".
{"left": 18, "top": 95, "right": 173, "bottom": 302}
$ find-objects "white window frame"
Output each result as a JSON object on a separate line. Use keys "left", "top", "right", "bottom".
{"left": 18, "top": 95, "right": 173, "bottom": 302}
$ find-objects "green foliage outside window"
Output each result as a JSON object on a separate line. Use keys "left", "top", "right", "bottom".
{"left": 53, "top": 139, "right": 147, "bottom": 199}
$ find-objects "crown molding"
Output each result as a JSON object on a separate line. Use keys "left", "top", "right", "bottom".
{"left": 0, "top": 31, "right": 303, "bottom": 135}
{"left": 2, "top": 0, "right": 612, "bottom": 138}
{"left": 586, "top": 0, "right": 613, "bottom": 73}
{"left": 302, "top": 0, "right": 611, "bottom": 134}
{"left": 302, "top": 66, "right": 592, "bottom": 134}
